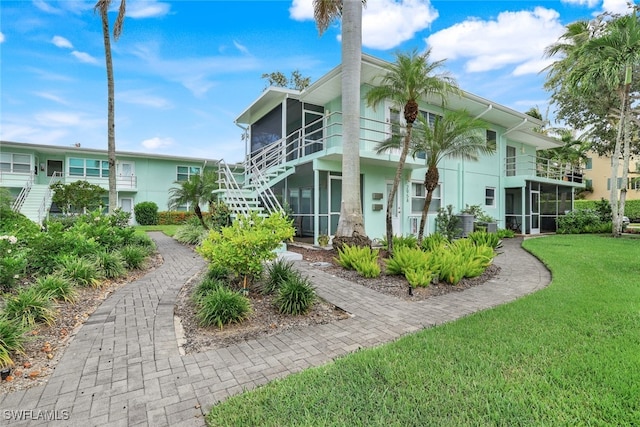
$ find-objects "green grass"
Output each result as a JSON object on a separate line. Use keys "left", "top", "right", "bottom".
{"left": 134, "top": 225, "right": 180, "bottom": 237}
{"left": 206, "top": 235, "right": 640, "bottom": 426}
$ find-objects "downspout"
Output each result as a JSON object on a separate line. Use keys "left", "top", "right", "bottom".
{"left": 504, "top": 118, "right": 528, "bottom": 136}
{"left": 474, "top": 104, "right": 492, "bottom": 120}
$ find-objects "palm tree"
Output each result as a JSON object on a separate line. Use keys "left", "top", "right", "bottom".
{"left": 167, "top": 171, "right": 218, "bottom": 229}
{"left": 94, "top": 0, "right": 126, "bottom": 214}
{"left": 544, "top": 10, "right": 640, "bottom": 236}
{"left": 377, "top": 110, "right": 494, "bottom": 243}
{"left": 366, "top": 49, "right": 458, "bottom": 254}
{"left": 313, "top": 0, "right": 370, "bottom": 248}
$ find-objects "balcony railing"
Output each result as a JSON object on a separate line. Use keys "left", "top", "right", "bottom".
{"left": 505, "top": 155, "right": 583, "bottom": 183}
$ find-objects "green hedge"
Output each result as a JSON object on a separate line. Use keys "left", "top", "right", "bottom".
{"left": 575, "top": 199, "right": 640, "bottom": 221}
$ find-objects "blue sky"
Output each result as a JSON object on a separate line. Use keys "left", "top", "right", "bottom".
{"left": 1, "top": 0, "right": 635, "bottom": 162}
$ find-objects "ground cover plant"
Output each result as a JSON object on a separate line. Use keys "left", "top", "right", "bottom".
{"left": 207, "top": 235, "right": 640, "bottom": 426}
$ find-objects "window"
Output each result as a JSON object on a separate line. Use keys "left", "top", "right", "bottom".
{"left": 585, "top": 158, "right": 593, "bottom": 170}
{"left": 69, "top": 158, "right": 109, "bottom": 177}
{"left": 485, "top": 187, "right": 496, "bottom": 207}
{"left": 177, "top": 166, "right": 201, "bottom": 182}
{"left": 486, "top": 130, "right": 497, "bottom": 145}
{"left": 607, "top": 177, "right": 625, "bottom": 190}
{"left": 411, "top": 182, "right": 441, "bottom": 214}
{"left": 506, "top": 146, "right": 516, "bottom": 176}
{"left": 0, "top": 153, "right": 31, "bottom": 173}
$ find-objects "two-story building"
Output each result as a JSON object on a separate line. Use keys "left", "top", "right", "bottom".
{"left": 582, "top": 151, "right": 640, "bottom": 201}
{"left": 1, "top": 140, "right": 223, "bottom": 224}
{"left": 218, "top": 54, "right": 584, "bottom": 242}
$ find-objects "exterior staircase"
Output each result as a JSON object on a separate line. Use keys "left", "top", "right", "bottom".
{"left": 215, "top": 157, "right": 294, "bottom": 218}
{"left": 15, "top": 184, "right": 51, "bottom": 224}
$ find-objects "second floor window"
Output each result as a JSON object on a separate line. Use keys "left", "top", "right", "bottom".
{"left": 485, "top": 187, "right": 496, "bottom": 207}
{"left": 0, "top": 153, "right": 31, "bottom": 173}
{"left": 69, "top": 158, "right": 109, "bottom": 177}
{"left": 585, "top": 158, "right": 593, "bottom": 170}
{"left": 177, "top": 166, "right": 201, "bottom": 182}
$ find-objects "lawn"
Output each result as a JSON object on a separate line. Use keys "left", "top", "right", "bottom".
{"left": 134, "top": 224, "right": 180, "bottom": 237}
{"left": 206, "top": 235, "right": 640, "bottom": 426}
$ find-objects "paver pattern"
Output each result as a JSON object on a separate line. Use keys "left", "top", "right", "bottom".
{"left": 0, "top": 233, "right": 550, "bottom": 426}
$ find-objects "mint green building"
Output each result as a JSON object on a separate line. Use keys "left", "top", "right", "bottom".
{"left": 1, "top": 140, "right": 221, "bottom": 224}
{"left": 219, "top": 54, "right": 584, "bottom": 242}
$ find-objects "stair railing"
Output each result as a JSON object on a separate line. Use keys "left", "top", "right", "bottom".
{"left": 11, "top": 172, "right": 35, "bottom": 213}
{"left": 217, "top": 159, "right": 252, "bottom": 216}
{"left": 247, "top": 158, "right": 283, "bottom": 214}
{"left": 37, "top": 171, "right": 62, "bottom": 225}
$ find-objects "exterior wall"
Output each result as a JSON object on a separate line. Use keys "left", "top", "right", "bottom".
{"left": 1, "top": 142, "right": 220, "bottom": 223}
{"left": 582, "top": 152, "right": 640, "bottom": 201}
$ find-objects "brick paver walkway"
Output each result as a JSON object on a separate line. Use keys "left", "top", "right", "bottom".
{"left": 0, "top": 233, "right": 550, "bottom": 426}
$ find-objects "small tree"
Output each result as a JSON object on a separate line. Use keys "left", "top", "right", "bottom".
{"left": 50, "top": 181, "right": 107, "bottom": 215}
{"left": 196, "top": 212, "right": 294, "bottom": 293}
{"left": 167, "top": 171, "right": 218, "bottom": 229}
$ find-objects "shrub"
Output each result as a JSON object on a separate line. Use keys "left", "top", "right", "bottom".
{"left": 3, "top": 287, "right": 56, "bottom": 327}
{"left": 421, "top": 232, "right": 449, "bottom": 252}
{"left": 134, "top": 201, "right": 159, "bottom": 226}
{"left": 557, "top": 209, "right": 602, "bottom": 234}
{"left": 57, "top": 256, "right": 101, "bottom": 287}
{"left": 208, "top": 201, "right": 232, "bottom": 231}
{"left": 196, "top": 287, "right": 252, "bottom": 328}
{"left": 119, "top": 245, "right": 148, "bottom": 269}
{"left": 435, "top": 205, "right": 462, "bottom": 240}
{"left": 94, "top": 251, "right": 126, "bottom": 279}
{"left": 0, "top": 235, "right": 28, "bottom": 291}
{"left": 0, "top": 317, "right": 26, "bottom": 369}
{"left": 263, "top": 258, "right": 299, "bottom": 295}
{"left": 335, "top": 245, "right": 377, "bottom": 270}
{"left": 496, "top": 229, "right": 515, "bottom": 239}
{"left": 405, "top": 267, "right": 434, "bottom": 288}
{"left": 34, "top": 274, "right": 77, "bottom": 303}
{"left": 129, "top": 234, "right": 157, "bottom": 255}
{"left": 197, "top": 212, "right": 295, "bottom": 286}
{"left": 205, "top": 264, "right": 231, "bottom": 281}
{"left": 380, "top": 235, "right": 418, "bottom": 250}
{"left": 192, "top": 277, "right": 226, "bottom": 302}
{"left": 275, "top": 275, "right": 316, "bottom": 315}
{"left": 467, "top": 231, "right": 501, "bottom": 249}
{"left": 174, "top": 223, "right": 209, "bottom": 246}
{"left": 385, "top": 246, "right": 434, "bottom": 285}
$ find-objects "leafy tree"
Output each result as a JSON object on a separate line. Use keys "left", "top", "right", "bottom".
{"left": 50, "top": 181, "right": 108, "bottom": 215}
{"left": 261, "top": 70, "right": 311, "bottom": 91}
{"left": 365, "top": 49, "right": 458, "bottom": 254}
{"left": 314, "top": 0, "right": 370, "bottom": 249}
{"left": 544, "top": 9, "right": 640, "bottom": 236}
{"left": 167, "top": 171, "right": 218, "bottom": 229}
{"left": 94, "top": 0, "right": 126, "bottom": 214}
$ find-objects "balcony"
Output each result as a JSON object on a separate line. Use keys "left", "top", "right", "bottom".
{"left": 505, "top": 155, "right": 584, "bottom": 185}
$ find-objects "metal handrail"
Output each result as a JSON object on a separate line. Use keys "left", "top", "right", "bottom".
{"left": 505, "top": 155, "right": 583, "bottom": 182}
{"left": 217, "top": 159, "right": 252, "bottom": 215}
{"left": 247, "top": 158, "right": 283, "bottom": 214}
{"left": 11, "top": 172, "right": 35, "bottom": 212}
{"left": 37, "top": 171, "right": 63, "bottom": 224}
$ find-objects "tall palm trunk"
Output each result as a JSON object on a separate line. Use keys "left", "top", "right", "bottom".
{"left": 385, "top": 121, "right": 413, "bottom": 255}
{"left": 609, "top": 83, "right": 630, "bottom": 237}
{"left": 334, "top": 0, "right": 369, "bottom": 248}
{"left": 418, "top": 166, "right": 439, "bottom": 243}
{"left": 98, "top": 5, "right": 117, "bottom": 214}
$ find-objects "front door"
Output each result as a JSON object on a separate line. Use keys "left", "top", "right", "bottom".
{"left": 530, "top": 190, "right": 540, "bottom": 234}
{"left": 120, "top": 198, "right": 133, "bottom": 224}
{"left": 386, "top": 181, "right": 401, "bottom": 234}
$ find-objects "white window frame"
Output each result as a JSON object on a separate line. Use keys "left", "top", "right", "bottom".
{"left": 411, "top": 182, "right": 441, "bottom": 214}
{"left": 485, "top": 187, "right": 496, "bottom": 207}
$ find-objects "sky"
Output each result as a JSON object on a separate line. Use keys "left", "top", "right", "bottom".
{"left": 1, "top": 0, "right": 637, "bottom": 163}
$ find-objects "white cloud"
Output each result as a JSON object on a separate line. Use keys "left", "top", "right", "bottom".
{"left": 35, "top": 111, "right": 82, "bottom": 127}
{"left": 361, "top": 0, "right": 438, "bottom": 49}
{"left": 141, "top": 136, "right": 173, "bottom": 150}
{"left": 33, "top": 92, "right": 70, "bottom": 105}
{"left": 33, "top": 0, "right": 62, "bottom": 15}
{"left": 71, "top": 51, "right": 100, "bottom": 65}
{"left": 119, "top": 90, "right": 172, "bottom": 109}
{"left": 52, "top": 35, "right": 73, "bottom": 49}
{"left": 601, "top": 0, "right": 635, "bottom": 14}
{"left": 290, "top": 0, "right": 438, "bottom": 50}
{"left": 561, "top": 0, "right": 599, "bottom": 7}
{"left": 233, "top": 40, "right": 250, "bottom": 55}
{"left": 126, "top": 0, "right": 171, "bottom": 18}
{"left": 426, "top": 7, "right": 565, "bottom": 76}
